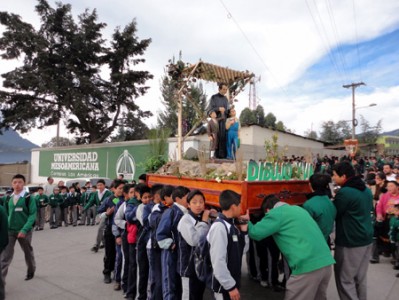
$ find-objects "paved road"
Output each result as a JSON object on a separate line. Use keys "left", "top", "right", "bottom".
{"left": 4, "top": 224, "right": 399, "bottom": 300}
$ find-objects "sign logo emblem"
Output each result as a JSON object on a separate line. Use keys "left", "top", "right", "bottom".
{"left": 116, "top": 150, "right": 135, "bottom": 180}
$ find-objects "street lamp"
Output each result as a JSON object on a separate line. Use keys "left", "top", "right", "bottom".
{"left": 353, "top": 103, "right": 377, "bottom": 137}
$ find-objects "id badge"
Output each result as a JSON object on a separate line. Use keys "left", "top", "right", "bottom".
{"left": 232, "top": 235, "right": 238, "bottom": 242}
{"left": 15, "top": 207, "right": 23, "bottom": 212}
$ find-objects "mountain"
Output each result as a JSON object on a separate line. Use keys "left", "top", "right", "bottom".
{"left": 381, "top": 129, "right": 399, "bottom": 136}
{"left": 0, "top": 130, "right": 39, "bottom": 163}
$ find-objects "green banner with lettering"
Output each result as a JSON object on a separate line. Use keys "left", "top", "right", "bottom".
{"left": 39, "top": 144, "right": 152, "bottom": 180}
{"left": 247, "top": 161, "right": 314, "bottom": 181}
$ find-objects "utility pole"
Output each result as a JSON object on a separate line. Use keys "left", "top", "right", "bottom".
{"left": 343, "top": 82, "right": 365, "bottom": 139}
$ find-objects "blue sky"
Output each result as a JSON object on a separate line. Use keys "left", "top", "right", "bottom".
{"left": 0, "top": 0, "right": 398, "bottom": 144}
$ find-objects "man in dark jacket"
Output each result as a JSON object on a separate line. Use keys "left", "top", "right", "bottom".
{"left": 207, "top": 83, "right": 229, "bottom": 159}
{"left": 332, "top": 162, "right": 373, "bottom": 300}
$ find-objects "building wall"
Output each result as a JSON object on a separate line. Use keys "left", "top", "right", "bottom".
{"left": 169, "top": 126, "right": 345, "bottom": 161}
{"left": 377, "top": 135, "right": 399, "bottom": 155}
{"left": 0, "top": 162, "right": 30, "bottom": 186}
{"left": 30, "top": 126, "right": 345, "bottom": 184}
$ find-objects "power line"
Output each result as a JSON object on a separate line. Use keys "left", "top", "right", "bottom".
{"left": 305, "top": 0, "right": 347, "bottom": 85}
{"left": 325, "top": 0, "right": 350, "bottom": 81}
{"left": 217, "top": 0, "right": 290, "bottom": 98}
{"left": 352, "top": 0, "right": 363, "bottom": 82}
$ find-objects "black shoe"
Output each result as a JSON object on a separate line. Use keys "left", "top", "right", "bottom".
{"left": 39, "top": 228, "right": 44, "bottom": 231}
{"left": 272, "top": 284, "right": 285, "bottom": 292}
{"left": 396, "top": 273, "right": 399, "bottom": 278}
{"left": 369, "top": 258, "right": 379, "bottom": 264}
{"left": 393, "top": 265, "right": 399, "bottom": 270}
{"left": 99, "top": 244, "right": 105, "bottom": 249}
{"left": 91, "top": 246, "right": 98, "bottom": 253}
{"left": 73, "top": 224, "right": 77, "bottom": 227}
{"left": 104, "top": 274, "right": 112, "bottom": 284}
{"left": 25, "top": 272, "right": 34, "bottom": 280}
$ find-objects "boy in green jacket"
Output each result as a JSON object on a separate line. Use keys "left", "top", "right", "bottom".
{"left": 1, "top": 174, "right": 37, "bottom": 283}
{"left": 303, "top": 174, "right": 336, "bottom": 244}
{"left": 0, "top": 205, "right": 8, "bottom": 300}
{"left": 48, "top": 187, "right": 62, "bottom": 229}
{"left": 332, "top": 162, "right": 373, "bottom": 300}
{"left": 249, "top": 194, "right": 335, "bottom": 300}
{"left": 34, "top": 186, "right": 49, "bottom": 231}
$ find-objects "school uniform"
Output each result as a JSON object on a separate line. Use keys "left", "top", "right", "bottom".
{"left": 148, "top": 202, "right": 169, "bottom": 300}
{"left": 114, "top": 200, "right": 128, "bottom": 292}
{"left": 207, "top": 213, "right": 247, "bottom": 300}
{"left": 97, "top": 194, "right": 121, "bottom": 282}
{"left": 1, "top": 190, "right": 37, "bottom": 282}
{"left": 59, "top": 192, "right": 69, "bottom": 227}
{"left": 112, "top": 199, "right": 126, "bottom": 288}
{"left": 34, "top": 194, "right": 49, "bottom": 230}
{"left": 79, "top": 192, "right": 90, "bottom": 225}
{"left": 48, "top": 193, "right": 62, "bottom": 228}
{"left": 124, "top": 197, "right": 141, "bottom": 300}
{"left": 177, "top": 211, "right": 209, "bottom": 300}
{"left": 67, "top": 192, "right": 80, "bottom": 226}
{"left": 0, "top": 205, "right": 8, "bottom": 300}
{"left": 156, "top": 203, "right": 188, "bottom": 300}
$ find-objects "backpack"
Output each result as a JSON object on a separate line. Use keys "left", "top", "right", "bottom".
{"left": 5, "top": 193, "right": 31, "bottom": 214}
{"left": 193, "top": 219, "right": 228, "bottom": 287}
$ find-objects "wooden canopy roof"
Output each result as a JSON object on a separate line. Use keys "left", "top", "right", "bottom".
{"left": 183, "top": 61, "right": 254, "bottom": 85}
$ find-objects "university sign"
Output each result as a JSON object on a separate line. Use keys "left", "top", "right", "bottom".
{"left": 39, "top": 144, "right": 150, "bottom": 180}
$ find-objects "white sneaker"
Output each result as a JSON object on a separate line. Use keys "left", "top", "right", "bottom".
{"left": 260, "top": 281, "right": 269, "bottom": 288}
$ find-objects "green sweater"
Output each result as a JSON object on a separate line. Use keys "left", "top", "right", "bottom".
{"left": 4, "top": 192, "right": 37, "bottom": 234}
{"left": 249, "top": 204, "right": 335, "bottom": 275}
{"left": 35, "top": 194, "right": 49, "bottom": 208}
{"left": 302, "top": 195, "right": 337, "bottom": 241}
{"left": 389, "top": 217, "right": 399, "bottom": 242}
{"left": 334, "top": 184, "right": 373, "bottom": 247}
{"left": 84, "top": 189, "right": 112, "bottom": 211}
{"left": 0, "top": 205, "right": 8, "bottom": 251}
{"left": 48, "top": 194, "right": 63, "bottom": 208}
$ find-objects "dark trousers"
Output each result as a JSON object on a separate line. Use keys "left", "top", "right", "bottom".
{"left": 121, "top": 232, "right": 129, "bottom": 293}
{"left": 1, "top": 231, "right": 36, "bottom": 281}
{"left": 35, "top": 207, "right": 46, "bottom": 229}
{"left": 103, "top": 226, "right": 116, "bottom": 276}
{"left": 148, "top": 248, "right": 163, "bottom": 300}
{"left": 257, "top": 237, "right": 280, "bottom": 286}
{"left": 137, "top": 237, "right": 149, "bottom": 300}
{"left": 126, "top": 243, "right": 137, "bottom": 299}
{"left": 161, "top": 249, "right": 182, "bottom": 300}
{"left": 189, "top": 275, "right": 206, "bottom": 300}
{"left": 115, "top": 243, "right": 122, "bottom": 283}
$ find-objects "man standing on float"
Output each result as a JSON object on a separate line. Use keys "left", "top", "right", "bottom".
{"left": 207, "top": 83, "right": 229, "bottom": 159}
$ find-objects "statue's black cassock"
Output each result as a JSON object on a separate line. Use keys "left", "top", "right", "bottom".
{"left": 207, "top": 93, "right": 230, "bottom": 159}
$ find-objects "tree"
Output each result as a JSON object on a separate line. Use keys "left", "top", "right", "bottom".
{"left": 264, "top": 112, "right": 277, "bottom": 129}
{"left": 157, "top": 56, "right": 207, "bottom": 136}
{"left": 42, "top": 136, "right": 75, "bottom": 148}
{"left": 358, "top": 115, "right": 382, "bottom": 144}
{"left": 0, "top": 0, "right": 152, "bottom": 143}
{"left": 254, "top": 105, "right": 265, "bottom": 125}
{"left": 239, "top": 108, "right": 256, "bottom": 126}
{"left": 111, "top": 112, "right": 149, "bottom": 142}
{"left": 275, "top": 121, "right": 286, "bottom": 131}
{"left": 319, "top": 120, "right": 351, "bottom": 144}
{"left": 304, "top": 129, "right": 318, "bottom": 140}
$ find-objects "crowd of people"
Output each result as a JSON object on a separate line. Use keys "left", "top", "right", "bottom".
{"left": 0, "top": 154, "right": 399, "bottom": 300}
